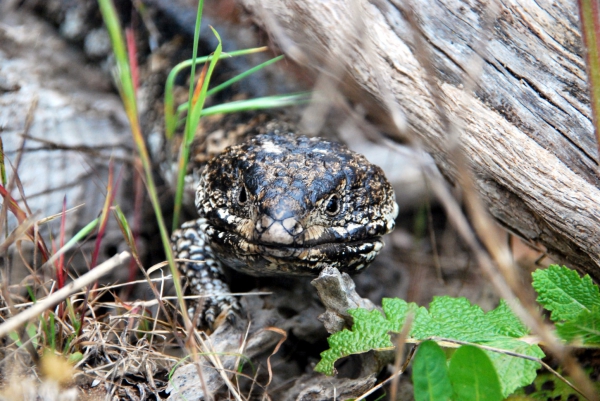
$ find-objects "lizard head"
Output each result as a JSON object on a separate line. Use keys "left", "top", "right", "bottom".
{"left": 195, "top": 133, "right": 398, "bottom": 276}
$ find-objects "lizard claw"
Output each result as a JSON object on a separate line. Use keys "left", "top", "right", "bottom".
{"left": 199, "top": 295, "right": 241, "bottom": 329}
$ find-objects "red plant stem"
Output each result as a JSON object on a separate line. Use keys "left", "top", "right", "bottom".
{"left": 126, "top": 27, "right": 139, "bottom": 95}
{"left": 125, "top": 158, "right": 144, "bottom": 298}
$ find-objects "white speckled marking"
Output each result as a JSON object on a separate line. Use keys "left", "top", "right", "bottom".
{"left": 261, "top": 141, "right": 283, "bottom": 154}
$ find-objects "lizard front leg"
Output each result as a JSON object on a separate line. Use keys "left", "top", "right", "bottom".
{"left": 171, "top": 218, "right": 241, "bottom": 328}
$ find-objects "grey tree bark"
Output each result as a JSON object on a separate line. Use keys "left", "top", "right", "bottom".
{"left": 238, "top": 0, "right": 600, "bottom": 280}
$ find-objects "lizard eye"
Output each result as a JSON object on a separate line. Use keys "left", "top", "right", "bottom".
{"left": 324, "top": 194, "right": 341, "bottom": 216}
{"left": 238, "top": 185, "right": 248, "bottom": 205}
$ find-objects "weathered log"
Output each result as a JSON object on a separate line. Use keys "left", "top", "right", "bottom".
{"left": 238, "top": 0, "right": 600, "bottom": 280}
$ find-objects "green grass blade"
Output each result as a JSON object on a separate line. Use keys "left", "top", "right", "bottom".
{"left": 164, "top": 47, "right": 269, "bottom": 138}
{"left": 97, "top": 0, "right": 189, "bottom": 326}
{"left": 198, "top": 92, "right": 311, "bottom": 116}
{"left": 0, "top": 138, "right": 6, "bottom": 186}
{"left": 185, "top": 0, "right": 204, "bottom": 141}
{"left": 98, "top": 0, "right": 136, "bottom": 117}
{"left": 207, "top": 54, "right": 284, "bottom": 96}
{"left": 172, "top": 27, "right": 223, "bottom": 231}
{"left": 176, "top": 55, "right": 285, "bottom": 117}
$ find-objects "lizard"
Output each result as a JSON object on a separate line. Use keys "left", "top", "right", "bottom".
{"left": 171, "top": 131, "right": 399, "bottom": 327}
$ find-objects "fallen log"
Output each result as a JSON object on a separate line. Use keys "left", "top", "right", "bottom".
{"left": 239, "top": 0, "right": 600, "bottom": 280}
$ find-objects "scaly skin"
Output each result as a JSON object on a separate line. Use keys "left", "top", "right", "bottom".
{"left": 172, "top": 132, "right": 398, "bottom": 327}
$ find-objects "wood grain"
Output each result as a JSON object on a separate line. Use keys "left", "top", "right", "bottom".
{"left": 239, "top": 0, "right": 600, "bottom": 279}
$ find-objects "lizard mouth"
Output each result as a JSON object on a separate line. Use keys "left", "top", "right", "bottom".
{"left": 255, "top": 237, "right": 383, "bottom": 256}
{"left": 206, "top": 227, "right": 385, "bottom": 276}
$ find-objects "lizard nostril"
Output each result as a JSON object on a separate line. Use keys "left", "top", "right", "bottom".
{"left": 238, "top": 185, "right": 248, "bottom": 204}
{"left": 256, "top": 215, "right": 274, "bottom": 233}
{"left": 282, "top": 217, "right": 303, "bottom": 235}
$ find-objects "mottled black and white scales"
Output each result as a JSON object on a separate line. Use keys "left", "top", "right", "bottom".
{"left": 171, "top": 132, "right": 398, "bottom": 327}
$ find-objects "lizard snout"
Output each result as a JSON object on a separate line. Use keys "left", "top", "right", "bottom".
{"left": 255, "top": 214, "right": 304, "bottom": 245}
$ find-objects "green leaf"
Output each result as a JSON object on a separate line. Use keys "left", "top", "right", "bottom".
{"left": 316, "top": 296, "right": 543, "bottom": 397}
{"left": 448, "top": 345, "right": 503, "bottom": 401}
{"left": 533, "top": 265, "right": 600, "bottom": 345}
{"left": 413, "top": 341, "right": 452, "bottom": 401}
{"left": 410, "top": 297, "right": 497, "bottom": 341}
{"left": 314, "top": 308, "right": 397, "bottom": 375}
{"left": 556, "top": 306, "right": 600, "bottom": 345}
{"left": 532, "top": 265, "right": 600, "bottom": 321}
{"left": 482, "top": 339, "right": 543, "bottom": 396}
{"left": 8, "top": 331, "right": 21, "bottom": 346}
{"left": 486, "top": 300, "right": 529, "bottom": 337}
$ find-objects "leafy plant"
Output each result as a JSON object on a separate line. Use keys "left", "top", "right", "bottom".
{"left": 316, "top": 296, "right": 543, "bottom": 398}
{"left": 316, "top": 265, "right": 600, "bottom": 400}
{"left": 533, "top": 265, "right": 600, "bottom": 345}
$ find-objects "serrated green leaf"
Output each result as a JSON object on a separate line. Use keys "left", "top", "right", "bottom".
{"left": 316, "top": 295, "right": 543, "bottom": 397}
{"left": 532, "top": 265, "right": 600, "bottom": 321}
{"left": 381, "top": 298, "right": 420, "bottom": 332}
{"left": 556, "top": 306, "right": 600, "bottom": 345}
{"left": 486, "top": 300, "right": 529, "bottom": 337}
{"left": 482, "top": 339, "right": 543, "bottom": 397}
{"left": 448, "top": 345, "right": 503, "bottom": 401}
{"left": 410, "top": 297, "right": 497, "bottom": 341}
{"left": 413, "top": 341, "right": 452, "bottom": 401}
{"left": 314, "top": 308, "right": 397, "bottom": 375}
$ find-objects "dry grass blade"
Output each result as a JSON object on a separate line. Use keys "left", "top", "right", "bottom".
{"left": 0, "top": 251, "right": 129, "bottom": 338}
{"left": 389, "top": 310, "right": 414, "bottom": 400}
{"left": 0, "top": 214, "right": 37, "bottom": 256}
{"left": 91, "top": 162, "right": 121, "bottom": 270}
{"left": 263, "top": 327, "right": 286, "bottom": 387}
{"left": 36, "top": 204, "right": 85, "bottom": 225}
{"left": 0, "top": 185, "right": 49, "bottom": 262}
{"left": 55, "top": 196, "right": 67, "bottom": 290}
{"left": 185, "top": 328, "right": 254, "bottom": 401}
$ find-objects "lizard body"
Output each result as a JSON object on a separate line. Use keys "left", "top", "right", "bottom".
{"left": 172, "top": 132, "right": 398, "bottom": 325}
